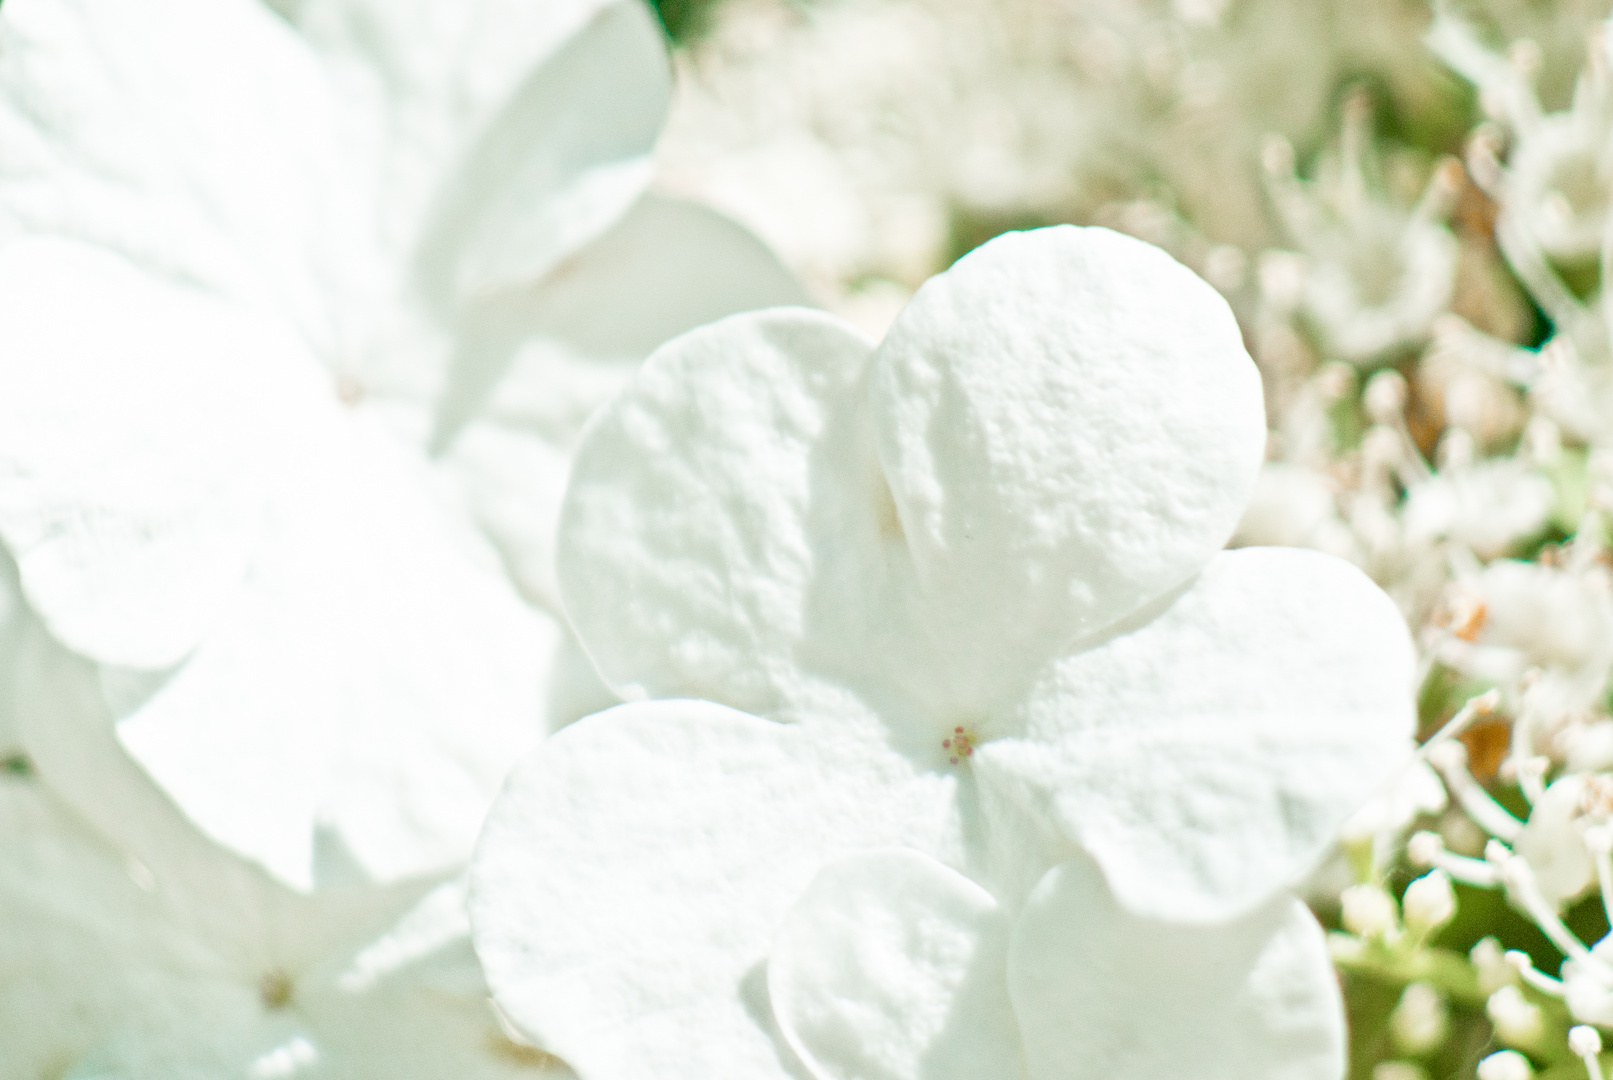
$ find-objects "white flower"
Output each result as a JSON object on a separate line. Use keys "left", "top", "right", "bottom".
{"left": 0, "top": 0, "right": 802, "bottom": 892}
{"left": 1262, "top": 93, "right": 1461, "bottom": 365}
{"left": 1436, "top": 558, "right": 1613, "bottom": 718}
{"left": 470, "top": 227, "right": 1416, "bottom": 1080}
{"left": 0, "top": 747, "right": 565, "bottom": 1079}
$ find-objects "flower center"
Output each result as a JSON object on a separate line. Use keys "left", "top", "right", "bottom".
{"left": 334, "top": 375, "right": 364, "bottom": 406}
{"left": 942, "top": 726, "right": 978, "bottom": 766}
{"left": 259, "top": 969, "right": 295, "bottom": 1010}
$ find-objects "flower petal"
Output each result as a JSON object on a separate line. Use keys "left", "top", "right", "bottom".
{"left": 770, "top": 849, "right": 1025, "bottom": 1080}
{"left": 470, "top": 700, "right": 968, "bottom": 1080}
{"left": 0, "top": 238, "right": 322, "bottom": 669}
{"left": 977, "top": 546, "right": 1417, "bottom": 921}
{"left": 8, "top": 383, "right": 564, "bottom": 891}
{"left": 1008, "top": 857, "right": 1344, "bottom": 1080}
{"left": 870, "top": 226, "right": 1265, "bottom": 691}
{"left": 0, "top": 776, "right": 230, "bottom": 1078}
{"left": 107, "top": 419, "right": 562, "bottom": 891}
{"left": 413, "top": 0, "right": 670, "bottom": 306}
{"left": 0, "top": 0, "right": 350, "bottom": 337}
{"left": 442, "top": 194, "right": 808, "bottom": 608}
{"left": 0, "top": 550, "right": 25, "bottom": 751}
{"left": 557, "top": 308, "right": 902, "bottom": 721}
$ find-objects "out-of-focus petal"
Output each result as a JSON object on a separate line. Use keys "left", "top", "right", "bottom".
{"left": 414, "top": 0, "right": 670, "bottom": 307}
{"left": 0, "top": 0, "right": 350, "bottom": 336}
{"left": 0, "top": 238, "right": 321, "bottom": 669}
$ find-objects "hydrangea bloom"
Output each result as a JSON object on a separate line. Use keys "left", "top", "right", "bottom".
{"left": 471, "top": 227, "right": 1417, "bottom": 1080}
{"left": 0, "top": 0, "right": 801, "bottom": 891}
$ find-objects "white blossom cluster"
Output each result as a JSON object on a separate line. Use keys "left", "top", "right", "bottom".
{"left": 7, "top": 0, "right": 1580, "bottom": 1078}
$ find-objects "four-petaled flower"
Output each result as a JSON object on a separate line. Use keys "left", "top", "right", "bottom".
{"left": 470, "top": 227, "right": 1417, "bottom": 1080}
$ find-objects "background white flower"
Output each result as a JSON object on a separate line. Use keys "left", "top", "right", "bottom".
{"left": 0, "top": 0, "right": 803, "bottom": 892}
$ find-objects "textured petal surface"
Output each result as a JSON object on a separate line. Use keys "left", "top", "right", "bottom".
{"left": 558, "top": 308, "right": 907, "bottom": 722}
{"left": 0, "top": 238, "right": 320, "bottom": 669}
{"left": 443, "top": 194, "right": 808, "bottom": 608}
{"left": 559, "top": 227, "right": 1266, "bottom": 737}
{"left": 770, "top": 849, "right": 1025, "bottom": 1080}
{"left": 471, "top": 701, "right": 969, "bottom": 1080}
{"left": 1008, "top": 857, "right": 1344, "bottom": 1080}
{"left": 977, "top": 546, "right": 1417, "bottom": 921}
{"left": 870, "top": 226, "right": 1265, "bottom": 692}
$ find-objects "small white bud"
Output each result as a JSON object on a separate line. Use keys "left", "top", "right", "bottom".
{"left": 1477, "top": 1050, "right": 1534, "bottom": 1080}
{"left": 1471, "top": 937, "right": 1517, "bottom": 995}
{"left": 1341, "top": 884, "right": 1399, "bottom": 939}
{"left": 1408, "top": 831, "right": 1445, "bottom": 867}
{"left": 1365, "top": 370, "right": 1409, "bottom": 425}
{"left": 1392, "top": 982, "right": 1450, "bottom": 1055}
{"left": 1570, "top": 1025, "right": 1604, "bottom": 1058}
{"left": 1488, "top": 984, "right": 1546, "bottom": 1046}
{"left": 1374, "top": 1063, "right": 1429, "bottom": 1080}
{"left": 1403, "top": 869, "right": 1457, "bottom": 933}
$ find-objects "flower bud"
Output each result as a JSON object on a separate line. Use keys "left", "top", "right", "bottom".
{"left": 1471, "top": 937, "right": 1517, "bottom": 995}
{"left": 1374, "top": 1063, "right": 1429, "bottom": 1080}
{"left": 1403, "top": 869, "right": 1457, "bottom": 934}
{"left": 1342, "top": 884, "right": 1400, "bottom": 939}
{"left": 1569, "top": 1025, "right": 1603, "bottom": 1058}
{"left": 1488, "top": 985, "right": 1545, "bottom": 1047}
{"left": 1391, "top": 982, "right": 1449, "bottom": 1055}
{"left": 1477, "top": 1050, "right": 1534, "bottom": 1080}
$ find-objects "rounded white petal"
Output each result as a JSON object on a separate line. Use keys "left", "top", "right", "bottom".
{"left": 1007, "top": 858, "right": 1344, "bottom": 1080}
{"left": 470, "top": 701, "right": 967, "bottom": 1080}
{"left": 558, "top": 308, "right": 895, "bottom": 720}
{"left": 870, "top": 226, "right": 1265, "bottom": 691}
{"left": 0, "top": 0, "right": 350, "bottom": 336}
{"left": 415, "top": 0, "right": 670, "bottom": 305}
{"left": 770, "top": 849, "right": 1025, "bottom": 1080}
{"left": 977, "top": 547, "right": 1417, "bottom": 921}
{"left": 0, "top": 238, "right": 322, "bottom": 669}
{"left": 442, "top": 194, "right": 808, "bottom": 607}
{"left": 108, "top": 419, "right": 561, "bottom": 891}
{"left": 12, "top": 399, "right": 562, "bottom": 894}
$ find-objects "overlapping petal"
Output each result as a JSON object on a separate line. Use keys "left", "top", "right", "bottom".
{"left": 560, "top": 226, "right": 1268, "bottom": 726}
{"left": 977, "top": 546, "right": 1417, "bottom": 921}
{"left": 1007, "top": 858, "right": 1343, "bottom": 1080}
{"left": 0, "top": 0, "right": 350, "bottom": 336}
{"left": 0, "top": 238, "right": 314, "bottom": 668}
{"left": 413, "top": 0, "right": 670, "bottom": 306}
{"left": 471, "top": 701, "right": 967, "bottom": 1080}
{"left": 870, "top": 227, "right": 1266, "bottom": 692}
{"left": 769, "top": 849, "right": 1024, "bottom": 1080}
{"left": 443, "top": 195, "right": 809, "bottom": 607}
{"left": 558, "top": 309, "right": 901, "bottom": 720}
